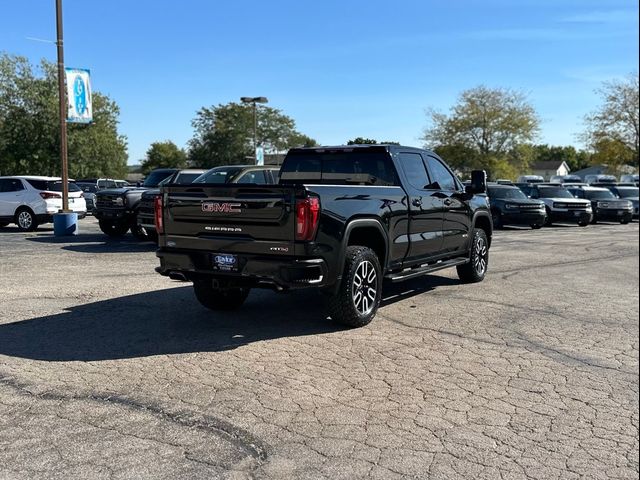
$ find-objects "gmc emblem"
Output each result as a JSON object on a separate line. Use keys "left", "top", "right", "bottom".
{"left": 201, "top": 202, "right": 241, "bottom": 213}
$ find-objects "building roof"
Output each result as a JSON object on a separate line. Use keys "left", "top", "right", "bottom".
{"left": 531, "top": 160, "right": 569, "bottom": 170}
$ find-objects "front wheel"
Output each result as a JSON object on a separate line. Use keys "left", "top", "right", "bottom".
{"left": 327, "top": 246, "right": 382, "bottom": 328}
{"left": 99, "top": 219, "right": 129, "bottom": 237}
{"left": 15, "top": 208, "right": 38, "bottom": 232}
{"left": 193, "top": 279, "right": 250, "bottom": 311}
{"left": 457, "top": 229, "right": 489, "bottom": 284}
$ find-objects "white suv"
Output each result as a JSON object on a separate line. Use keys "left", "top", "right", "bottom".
{"left": 0, "top": 176, "right": 87, "bottom": 231}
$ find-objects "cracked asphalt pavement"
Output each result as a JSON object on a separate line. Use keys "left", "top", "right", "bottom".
{"left": 0, "top": 218, "right": 638, "bottom": 479}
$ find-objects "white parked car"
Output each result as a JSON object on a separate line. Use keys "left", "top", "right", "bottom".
{"left": 516, "top": 175, "right": 544, "bottom": 184}
{"left": 0, "top": 176, "right": 87, "bottom": 231}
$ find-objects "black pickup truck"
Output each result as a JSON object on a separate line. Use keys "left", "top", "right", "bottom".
{"left": 95, "top": 168, "right": 178, "bottom": 238}
{"left": 155, "top": 145, "right": 492, "bottom": 327}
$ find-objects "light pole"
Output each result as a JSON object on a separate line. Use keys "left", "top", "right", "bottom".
{"left": 55, "top": 0, "right": 69, "bottom": 212}
{"left": 240, "top": 96, "right": 268, "bottom": 162}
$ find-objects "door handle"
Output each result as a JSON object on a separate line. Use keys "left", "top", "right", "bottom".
{"left": 412, "top": 198, "right": 422, "bottom": 207}
{"left": 443, "top": 198, "right": 452, "bottom": 207}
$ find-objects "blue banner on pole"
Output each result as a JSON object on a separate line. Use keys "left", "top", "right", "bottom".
{"left": 65, "top": 68, "right": 92, "bottom": 124}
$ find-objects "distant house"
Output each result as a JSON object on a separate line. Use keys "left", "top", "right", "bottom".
{"left": 531, "top": 161, "right": 570, "bottom": 181}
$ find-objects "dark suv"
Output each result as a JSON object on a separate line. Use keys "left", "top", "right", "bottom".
{"left": 566, "top": 186, "right": 633, "bottom": 224}
{"left": 486, "top": 184, "right": 546, "bottom": 229}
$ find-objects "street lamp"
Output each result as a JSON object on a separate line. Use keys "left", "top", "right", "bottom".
{"left": 240, "top": 96, "right": 268, "bottom": 163}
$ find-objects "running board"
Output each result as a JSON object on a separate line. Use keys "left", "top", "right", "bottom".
{"left": 385, "top": 257, "right": 469, "bottom": 283}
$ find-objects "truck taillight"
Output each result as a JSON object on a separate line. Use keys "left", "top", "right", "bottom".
{"left": 295, "top": 197, "right": 320, "bottom": 241}
{"left": 154, "top": 195, "right": 164, "bottom": 234}
{"left": 39, "top": 192, "right": 61, "bottom": 199}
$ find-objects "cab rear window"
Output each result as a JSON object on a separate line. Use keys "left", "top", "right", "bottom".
{"left": 280, "top": 150, "right": 399, "bottom": 186}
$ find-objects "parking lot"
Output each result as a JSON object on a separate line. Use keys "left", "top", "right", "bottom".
{"left": 0, "top": 218, "right": 638, "bottom": 479}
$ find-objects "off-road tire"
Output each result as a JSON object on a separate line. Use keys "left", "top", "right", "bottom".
{"left": 15, "top": 208, "right": 38, "bottom": 232}
{"left": 457, "top": 228, "right": 489, "bottom": 284}
{"left": 99, "top": 219, "right": 129, "bottom": 237}
{"left": 193, "top": 279, "right": 250, "bottom": 311}
{"left": 327, "top": 246, "right": 382, "bottom": 328}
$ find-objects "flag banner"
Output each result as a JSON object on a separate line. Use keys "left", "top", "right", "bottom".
{"left": 65, "top": 68, "right": 92, "bottom": 124}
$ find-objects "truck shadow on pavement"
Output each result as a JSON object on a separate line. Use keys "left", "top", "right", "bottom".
{"left": 0, "top": 276, "right": 459, "bottom": 362}
{"left": 27, "top": 234, "right": 157, "bottom": 253}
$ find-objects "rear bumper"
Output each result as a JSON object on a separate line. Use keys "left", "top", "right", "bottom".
{"left": 137, "top": 213, "right": 156, "bottom": 232}
{"left": 156, "top": 248, "right": 329, "bottom": 290}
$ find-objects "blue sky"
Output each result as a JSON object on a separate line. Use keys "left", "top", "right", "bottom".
{"left": 1, "top": 0, "right": 638, "bottom": 164}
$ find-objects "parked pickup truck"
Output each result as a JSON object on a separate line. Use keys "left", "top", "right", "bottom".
{"left": 94, "top": 168, "right": 178, "bottom": 238}
{"left": 155, "top": 145, "right": 492, "bottom": 327}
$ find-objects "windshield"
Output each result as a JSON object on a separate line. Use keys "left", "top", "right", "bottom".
{"left": 615, "top": 187, "right": 639, "bottom": 198}
{"left": 76, "top": 183, "right": 98, "bottom": 193}
{"left": 537, "top": 187, "right": 574, "bottom": 198}
{"left": 142, "top": 170, "right": 176, "bottom": 188}
{"left": 193, "top": 167, "right": 243, "bottom": 184}
{"left": 585, "top": 190, "right": 615, "bottom": 200}
{"left": 488, "top": 187, "right": 527, "bottom": 200}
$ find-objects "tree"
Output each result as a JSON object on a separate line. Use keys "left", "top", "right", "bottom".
{"left": 0, "top": 53, "right": 128, "bottom": 178}
{"left": 530, "top": 144, "right": 591, "bottom": 173}
{"left": 422, "top": 86, "right": 540, "bottom": 179}
{"left": 582, "top": 73, "right": 639, "bottom": 172}
{"left": 188, "top": 102, "right": 317, "bottom": 168}
{"left": 141, "top": 141, "right": 187, "bottom": 174}
{"left": 346, "top": 137, "right": 400, "bottom": 145}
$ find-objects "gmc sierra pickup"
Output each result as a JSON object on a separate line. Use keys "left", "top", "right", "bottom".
{"left": 155, "top": 145, "right": 492, "bottom": 327}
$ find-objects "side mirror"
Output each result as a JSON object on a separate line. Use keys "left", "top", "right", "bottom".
{"left": 465, "top": 170, "right": 487, "bottom": 194}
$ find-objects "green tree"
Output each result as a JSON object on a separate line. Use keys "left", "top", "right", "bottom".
{"left": 141, "top": 141, "right": 187, "bottom": 174}
{"left": 346, "top": 137, "right": 400, "bottom": 145}
{"left": 0, "top": 53, "right": 128, "bottom": 178}
{"left": 422, "top": 86, "right": 540, "bottom": 179}
{"left": 581, "top": 73, "right": 639, "bottom": 172}
{"left": 530, "top": 144, "right": 591, "bottom": 173}
{"left": 188, "top": 102, "right": 317, "bottom": 168}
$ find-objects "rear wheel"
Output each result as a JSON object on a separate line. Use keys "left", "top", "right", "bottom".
{"left": 621, "top": 219, "right": 630, "bottom": 225}
{"left": 99, "top": 219, "right": 129, "bottom": 237}
{"left": 15, "top": 208, "right": 38, "bottom": 232}
{"left": 327, "top": 246, "right": 382, "bottom": 328}
{"left": 530, "top": 224, "right": 542, "bottom": 229}
{"left": 457, "top": 228, "right": 489, "bottom": 283}
{"left": 578, "top": 221, "right": 589, "bottom": 227}
{"left": 193, "top": 279, "right": 250, "bottom": 310}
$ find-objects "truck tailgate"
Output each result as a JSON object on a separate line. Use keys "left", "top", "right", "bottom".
{"left": 162, "top": 184, "right": 299, "bottom": 254}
